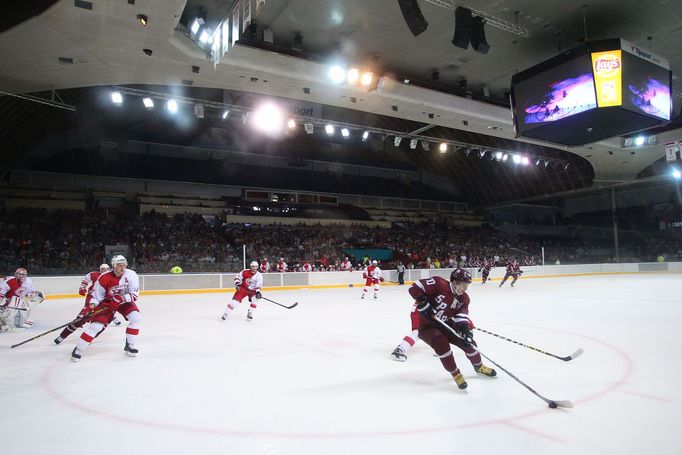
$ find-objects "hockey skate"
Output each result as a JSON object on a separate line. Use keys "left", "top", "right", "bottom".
{"left": 246, "top": 310, "right": 254, "bottom": 322}
{"left": 124, "top": 342, "right": 138, "bottom": 357}
{"left": 71, "top": 347, "right": 82, "bottom": 362}
{"left": 453, "top": 372, "right": 468, "bottom": 390}
{"left": 54, "top": 336, "right": 63, "bottom": 345}
{"left": 475, "top": 364, "right": 497, "bottom": 377}
{"left": 361, "top": 293, "right": 365, "bottom": 299}
{"left": 221, "top": 312, "right": 228, "bottom": 321}
{"left": 373, "top": 294, "right": 378, "bottom": 299}
{"left": 390, "top": 347, "right": 407, "bottom": 362}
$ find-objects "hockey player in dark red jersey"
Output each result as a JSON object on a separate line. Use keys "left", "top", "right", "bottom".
{"left": 499, "top": 259, "right": 523, "bottom": 287}
{"left": 409, "top": 269, "right": 496, "bottom": 389}
{"left": 478, "top": 258, "right": 493, "bottom": 284}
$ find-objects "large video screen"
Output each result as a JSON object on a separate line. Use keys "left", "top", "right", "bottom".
{"left": 621, "top": 51, "right": 671, "bottom": 120}
{"left": 512, "top": 55, "right": 597, "bottom": 133}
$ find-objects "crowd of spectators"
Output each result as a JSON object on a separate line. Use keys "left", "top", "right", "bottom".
{"left": 1, "top": 208, "right": 680, "bottom": 276}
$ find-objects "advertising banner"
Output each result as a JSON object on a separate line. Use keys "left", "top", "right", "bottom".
{"left": 591, "top": 49, "right": 623, "bottom": 107}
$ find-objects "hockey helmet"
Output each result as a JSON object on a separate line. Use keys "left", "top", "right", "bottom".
{"left": 450, "top": 269, "right": 472, "bottom": 284}
{"left": 371, "top": 260, "right": 378, "bottom": 266}
{"left": 100, "top": 264, "right": 111, "bottom": 273}
{"left": 111, "top": 255, "right": 128, "bottom": 267}
{"left": 250, "top": 261, "right": 259, "bottom": 270}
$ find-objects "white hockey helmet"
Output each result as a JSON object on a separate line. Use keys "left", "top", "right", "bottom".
{"left": 250, "top": 261, "right": 259, "bottom": 270}
{"left": 111, "top": 255, "right": 128, "bottom": 267}
{"left": 15, "top": 268, "right": 28, "bottom": 280}
{"left": 100, "top": 264, "right": 111, "bottom": 273}
{"left": 371, "top": 260, "right": 378, "bottom": 266}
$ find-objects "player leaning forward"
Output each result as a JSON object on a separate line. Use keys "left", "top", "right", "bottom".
{"left": 411, "top": 269, "right": 496, "bottom": 389}
{"left": 71, "top": 255, "right": 141, "bottom": 362}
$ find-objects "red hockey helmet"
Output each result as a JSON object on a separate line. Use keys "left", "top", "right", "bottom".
{"left": 450, "top": 268, "right": 472, "bottom": 284}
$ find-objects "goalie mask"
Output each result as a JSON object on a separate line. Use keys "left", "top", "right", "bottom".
{"left": 15, "top": 268, "right": 28, "bottom": 281}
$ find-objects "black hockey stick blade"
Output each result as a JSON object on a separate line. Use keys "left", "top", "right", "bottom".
{"left": 547, "top": 399, "right": 574, "bottom": 409}
{"left": 261, "top": 296, "right": 298, "bottom": 309}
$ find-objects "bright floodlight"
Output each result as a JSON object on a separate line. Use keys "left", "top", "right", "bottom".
{"left": 439, "top": 143, "right": 447, "bottom": 153}
{"left": 502, "top": 153, "right": 508, "bottom": 162}
{"left": 222, "top": 110, "right": 229, "bottom": 119}
{"left": 521, "top": 156, "right": 529, "bottom": 166}
{"left": 191, "top": 19, "right": 201, "bottom": 34}
{"left": 166, "top": 99, "right": 178, "bottom": 113}
{"left": 111, "top": 92, "right": 123, "bottom": 105}
{"left": 347, "top": 68, "right": 359, "bottom": 84}
{"left": 341, "top": 128, "right": 350, "bottom": 138}
{"left": 251, "top": 103, "right": 284, "bottom": 135}
{"left": 673, "top": 169, "right": 682, "bottom": 179}
{"left": 410, "top": 139, "right": 418, "bottom": 149}
{"left": 199, "top": 30, "right": 210, "bottom": 43}
{"left": 512, "top": 154, "right": 522, "bottom": 164}
{"left": 142, "top": 97, "right": 154, "bottom": 108}
{"left": 328, "top": 65, "right": 346, "bottom": 84}
{"left": 325, "top": 124, "right": 335, "bottom": 135}
{"left": 360, "top": 72, "right": 373, "bottom": 87}
{"left": 634, "top": 136, "right": 646, "bottom": 146}
{"left": 287, "top": 119, "right": 296, "bottom": 129}
{"left": 362, "top": 131, "right": 369, "bottom": 141}
{"left": 394, "top": 136, "right": 402, "bottom": 147}
{"left": 495, "top": 151, "right": 503, "bottom": 161}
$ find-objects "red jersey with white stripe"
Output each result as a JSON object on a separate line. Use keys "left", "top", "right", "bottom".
{"left": 408, "top": 276, "right": 471, "bottom": 329}
{"left": 260, "top": 261, "right": 270, "bottom": 273}
{"left": 276, "top": 261, "right": 287, "bottom": 272}
{"left": 302, "top": 262, "right": 312, "bottom": 272}
{"left": 235, "top": 269, "right": 263, "bottom": 292}
{"left": 90, "top": 269, "right": 140, "bottom": 306}
{"left": 341, "top": 260, "right": 352, "bottom": 271}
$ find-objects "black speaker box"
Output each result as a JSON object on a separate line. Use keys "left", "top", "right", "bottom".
{"left": 471, "top": 16, "right": 490, "bottom": 54}
{"left": 452, "top": 7, "right": 472, "bottom": 50}
{"left": 397, "top": 0, "right": 429, "bottom": 37}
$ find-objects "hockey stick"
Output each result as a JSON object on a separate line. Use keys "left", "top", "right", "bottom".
{"left": 10, "top": 308, "right": 108, "bottom": 349}
{"left": 2, "top": 306, "right": 28, "bottom": 311}
{"left": 434, "top": 317, "right": 573, "bottom": 409}
{"left": 474, "top": 327, "right": 583, "bottom": 361}
{"left": 260, "top": 296, "right": 298, "bottom": 309}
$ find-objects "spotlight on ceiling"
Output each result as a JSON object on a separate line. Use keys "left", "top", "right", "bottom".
{"left": 190, "top": 17, "right": 205, "bottom": 35}
{"left": 502, "top": 153, "right": 508, "bottom": 162}
{"left": 341, "top": 128, "right": 350, "bottom": 138}
{"left": 394, "top": 136, "right": 403, "bottom": 147}
{"left": 136, "top": 14, "right": 148, "bottom": 27}
{"left": 362, "top": 131, "right": 370, "bottom": 141}
{"left": 325, "top": 124, "right": 335, "bottom": 136}
{"left": 166, "top": 99, "right": 178, "bottom": 113}
{"left": 287, "top": 119, "right": 296, "bottom": 129}
{"left": 521, "top": 156, "right": 529, "bottom": 166}
{"left": 512, "top": 154, "right": 522, "bottom": 164}
{"left": 111, "top": 91, "right": 123, "bottom": 105}
{"left": 439, "top": 143, "right": 447, "bottom": 153}
{"left": 199, "top": 29, "right": 210, "bottom": 43}
{"left": 410, "top": 139, "right": 418, "bottom": 149}
{"left": 360, "top": 72, "right": 374, "bottom": 87}
{"left": 535, "top": 159, "right": 541, "bottom": 166}
{"left": 222, "top": 110, "right": 230, "bottom": 120}
{"left": 328, "top": 65, "right": 346, "bottom": 84}
{"left": 304, "top": 123, "right": 314, "bottom": 134}
{"left": 495, "top": 151, "right": 503, "bottom": 161}
{"left": 673, "top": 169, "right": 681, "bottom": 179}
{"left": 142, "top": 97, "right": 154, "bottom": 108}
{"left": 251, "top": 103, "right": 284, "bottom": 135}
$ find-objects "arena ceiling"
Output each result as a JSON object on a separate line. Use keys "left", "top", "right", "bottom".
{"left": 1, "top": 0, "right": 681, "bottom": 202}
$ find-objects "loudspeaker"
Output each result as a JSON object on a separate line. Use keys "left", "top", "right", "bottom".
{"left": 452, "top": 7, "right": 472, "bottom": 50}
{"left": 397, "top": 0, "right": 428, "bottom": 37}
{"left": 471, "top": 16, "right": 490, "bottom": 54}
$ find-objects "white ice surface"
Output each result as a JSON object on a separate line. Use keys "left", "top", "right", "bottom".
{"left": 1, "top": 274, "right": 681, "bottom": 455}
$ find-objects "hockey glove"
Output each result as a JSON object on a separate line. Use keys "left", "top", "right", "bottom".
{"left": 451, "top": 322, "right": 474, "bottom": 347}
{"left": 78, "top": 287, "right": 87, "bottom": 296}
{"left": 379, "top": 277, "right": 385, "bottom": 282}
{"left": 415, "top": 295, "right": 435, "bottom": 318}
{"left": 256, "top": 290, "right": 262, "bottom": 299}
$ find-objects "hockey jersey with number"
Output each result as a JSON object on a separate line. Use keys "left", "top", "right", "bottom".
{"left": 409, "top": 276, "right": 471, "bottom": 329}
{"left": 363, "top": 265, "right": 383, "bottom": 282}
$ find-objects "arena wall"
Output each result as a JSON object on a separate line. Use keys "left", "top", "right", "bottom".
{"left": 32, "top": 262, "right": 682, "bottom": 298}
